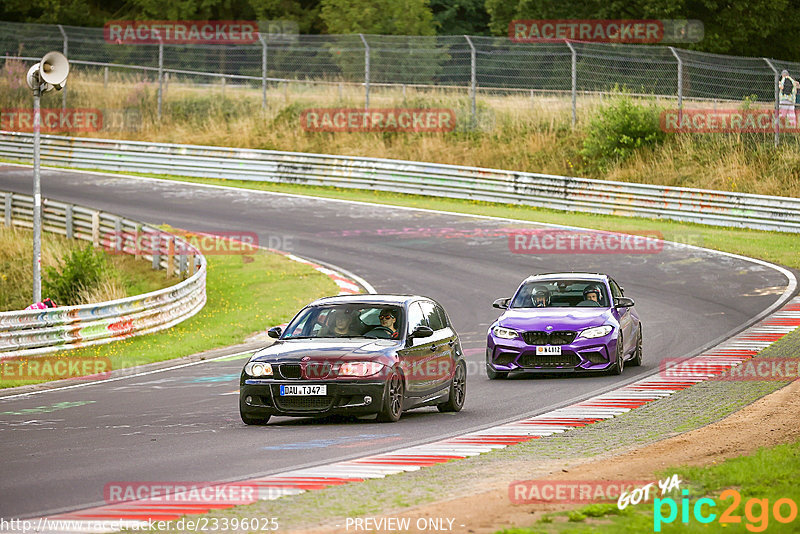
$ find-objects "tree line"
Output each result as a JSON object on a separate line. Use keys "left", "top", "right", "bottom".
{"left": 1, "top": 0, "right": 798, "bottom": 61}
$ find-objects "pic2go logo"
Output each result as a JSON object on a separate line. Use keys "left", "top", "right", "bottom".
{"left": 654, "top": 489, "right": 798, "bottom": 532}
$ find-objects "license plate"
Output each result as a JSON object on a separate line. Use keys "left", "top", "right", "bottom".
{"left": 280, "top": 385, "right": 327, "bottom": 396}
{"left": 536, "top": 346, "right": 562, "bottom": 355}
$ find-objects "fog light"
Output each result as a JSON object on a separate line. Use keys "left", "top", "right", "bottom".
{"left": 246, "top": 396, "right": 253, "bottom": 404}
{"left": 364, "top": 396, "right": 372, "bottom": 405}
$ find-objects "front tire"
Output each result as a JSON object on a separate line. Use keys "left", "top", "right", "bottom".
{"left": 376, "top": 369, "right": 404, "bottom": 422}
{"left": 240, "top": 395, "right": 271, "bottom": 425}
{"left": 609, "top": 336, "right": 624, "bottom": 376}
{"left": 438, "top": 361, "right": 466, "bottom": 412}
{"left": 486, "top": 366, "right": 508, "bottom": 380}
{"left": 629, "top": 326, "right": 643, "bottom": 367}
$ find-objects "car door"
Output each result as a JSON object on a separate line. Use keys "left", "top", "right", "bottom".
{"left": 418, "top": 300, "right": 456, "bottom": 392}
{"left": 609, "top": 279, "right": 633, "bottom": 354}
{"left": 396, "top": 301, "right": 435, "bottom": 396}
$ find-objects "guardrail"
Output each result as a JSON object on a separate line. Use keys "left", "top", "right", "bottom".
{"left": 1, "top": 132, "right": 798, "bottom": 233}
{"left": 0, "top": 189, "right": 207, "bottom": 358}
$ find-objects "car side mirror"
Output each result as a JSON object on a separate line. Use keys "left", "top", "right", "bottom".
{"left": 493, "top": 297, "right": 511, "bottom": 309}
{"left": 267, "top": 326, "right": 283, "bottom": 339}
{"left": 409, "top": 325, "right": 434, "bottom": 339}
{"left": 614, "top": 297, "right": 635, "bottom": 308}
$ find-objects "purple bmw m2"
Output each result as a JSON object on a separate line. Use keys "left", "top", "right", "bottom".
{"left": 486, "top": 273, "right": 642, "bottom": 378}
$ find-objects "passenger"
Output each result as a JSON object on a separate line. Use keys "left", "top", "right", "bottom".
{"left": 324, "top": 309, "right": 357, "bottom": 337}
{"left": 531, "top": 286, "right": 550, "bottom": 308}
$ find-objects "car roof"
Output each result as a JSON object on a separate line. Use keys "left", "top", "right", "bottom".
{"left": 307, "top": 294, "right": 430, "bottom": 307}
{"left": 520, "top": 272, "right": 610, "bottom": 284}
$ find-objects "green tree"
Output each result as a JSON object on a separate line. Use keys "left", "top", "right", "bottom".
{"left": 320, "top": 0, "right": 435, "bottom": 35}
{"left": 429, "top": 0, "right": 490, "bottom": 35}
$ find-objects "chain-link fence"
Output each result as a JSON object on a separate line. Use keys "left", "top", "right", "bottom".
{"left": 2, "top": 20, "right": 800, "bottom": 142}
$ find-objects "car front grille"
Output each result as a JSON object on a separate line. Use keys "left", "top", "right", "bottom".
{"left": 277, "top": 364, "right": 302, "bottom": 379}
{"left": 274, "top": 396, "right": 334, "bottom": 411}
{"left": 519, "top": 353, "right": 581, "bottom": 367}
{"left": 522, "top": 331, "right": 577, "bottom": 345}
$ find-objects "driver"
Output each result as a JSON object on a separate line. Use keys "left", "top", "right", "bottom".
{"left": 531, "top": 286, "right": 550, "bottom": 308}
{"left": 578, "top": 284, "right": 603, "bottom": 307}
{"left": 378, "top": 308, "right": 399, "bottom": 339}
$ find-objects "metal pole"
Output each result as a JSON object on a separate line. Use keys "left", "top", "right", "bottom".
{"left": 58, "top": 25, "right": 68, "bottom": 111}
{"left": 32, "top": 83, "right": 42, "bottom": 303}
{"left": 157, "top": 39, "right": 164, "bottom": 120}
{"left": 359, "top": 34, "right": 370, "bottom": 109}
{"left": 104, "top": 66, "right": 109, "bottom": 89}
{"left": 764, "top": 58, "right": 779, "bottom": 147}
{"left": 259, "top": 34, "right": 268, "bottom": 109}
{"left": 565, "top": 41, "right": 577, "bottom": 126}
{"left": 669, "top": 47, "right": 683, "bottom": 125}
{"left": 464, "top": 35, "right": 476, "bottom": 124}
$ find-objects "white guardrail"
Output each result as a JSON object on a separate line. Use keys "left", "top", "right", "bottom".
{"left": 0, "top": 190, "right": 207, "bottom": 358}
{"left": 1, "top": 132, "right": 799, "bottom": 233}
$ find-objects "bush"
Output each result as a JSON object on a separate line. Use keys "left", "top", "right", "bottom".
{"left": 581, "top": 94, "right": 666, "bottom": 171}
{"left": 43, "top": 244, "right": 108, "bottom": 306}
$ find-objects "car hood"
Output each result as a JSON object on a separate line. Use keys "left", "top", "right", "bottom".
{"left": 251, "top": 338, "right": 399, "bottom": 363}
{"left": 497, "top": 308, "right": 614, "bottom": 331}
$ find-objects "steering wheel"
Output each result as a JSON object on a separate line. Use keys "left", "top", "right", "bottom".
{"left": 366, "top": 326, "right": 395, "bottom": 338}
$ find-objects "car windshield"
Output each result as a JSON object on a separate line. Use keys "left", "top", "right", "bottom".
{"left": 510, "top": 280, "right": 610, "bottom": 308}
{"left": 282, "top": 304, "right": 405, "bottom": 340}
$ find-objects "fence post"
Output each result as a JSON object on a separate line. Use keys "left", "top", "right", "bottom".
{"left": 4, "top": 192, "right": 11, "bottom": 227}
{"left": 669, "top": 47, "right": 683, "bottom": 125}
{"left": 564, "top": 41, "right": 576, "bottom": 126}
{"left": 114, "top": 217, "right": 122, "bottom": 252}
{"left": 166, "top": 237, "right": 175, "bottom": 277}
{"left": 221, "top": 76, "right": 226, "bottom": 98}
{"left": 104, "top": 66, "right": 109, "bottom": 89}
{"left": 157, "top": 39, "right": 164, "bottom": 121}
{"left": 464, "top": 35, "right": 477, "bottom": 125}
{"left": 58, "top": 25, "right": 68, "bottom": 111}
{"left": 764, "top": 58, "right": 779, "bottom": 147}
{"left": 359, "top": 33, "right": 370, "bottom": 109}
{"left": 152, "top": 234, "right": 161, "bottom": 270}
{"left": 259, "top": 33, "right": 268, "bottom": 109}
{"left": 91, "top": 211, "right": 100, "bottom": 248}
{"left": 65, "top": 204, "right": 73, "bottom": 239}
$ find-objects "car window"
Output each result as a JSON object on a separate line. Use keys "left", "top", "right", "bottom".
{"left": 510, "top": 280, "right": 610, "bottom": 308}
{"left": 406, "top": 302, "right": 427, "bottom": 334}
{"left": 282, "top": 304, "right": 403, "bottom": 339}
{"left": 434, "top": 304, "right": 449, "bottom": 328}
{"left": 420, "top": 301, "right": 444, "bottom": 331}
{"left": 609, "top": 280, "right": 623, "bottom": 298}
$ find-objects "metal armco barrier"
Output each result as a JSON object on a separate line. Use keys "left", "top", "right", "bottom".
{"left": 0, "top": 189, "right": 207, "bottom": 358}
{"left": 1, "top": 131, "right": 799, "bottom": 233}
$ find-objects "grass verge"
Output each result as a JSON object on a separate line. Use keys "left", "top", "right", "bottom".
{"left": 0, "top": 248, "right": 339, "bottom": 389}
{"left": 510, "top": 439, "right": 800, "bottom": 533}
{"left": 0, "top": 224, "right": 171, "bottom": 311}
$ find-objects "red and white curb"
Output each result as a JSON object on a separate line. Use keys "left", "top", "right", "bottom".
{"left": 18, "top": 296, "right": 800, "bottom": 532}
{"left": 269, "top": 250, "right": 366, "bottom": 296}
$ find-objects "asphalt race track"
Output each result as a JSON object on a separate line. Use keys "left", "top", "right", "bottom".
{"left": 0, "top": 165, "right": 794, "bottom": 519}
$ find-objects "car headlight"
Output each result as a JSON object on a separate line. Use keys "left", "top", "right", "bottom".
{"left": 580, "top": 325, "right": 614, "bottom": 339}
{"left": 338, "top": 362, "right": 385, "bottom": 377}
{"left": 492, "top": 326, "right": 519, "bottom": 340}
{"left": 244, "top": 361, "right": 273, "bottom": 377}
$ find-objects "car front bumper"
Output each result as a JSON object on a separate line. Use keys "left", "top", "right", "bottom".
{"left": 240, "top": 379, "right": 387, "bottom": 417}
{"left": 486, "top": 334, "right": 619, "bottom": 373}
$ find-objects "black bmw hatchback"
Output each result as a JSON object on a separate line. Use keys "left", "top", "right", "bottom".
{"left": 239, "top": 294, "right": 466, "bottom": 424}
